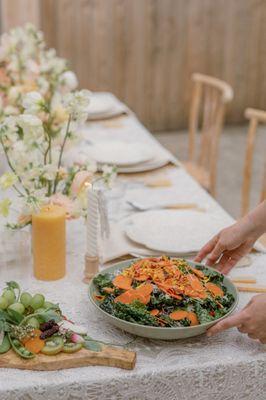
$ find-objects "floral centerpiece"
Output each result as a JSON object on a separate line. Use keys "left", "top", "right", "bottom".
{"left": 0, "top": 24, "right": 115, "bottom": 229}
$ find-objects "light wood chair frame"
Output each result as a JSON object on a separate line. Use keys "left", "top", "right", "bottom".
{"left": 188, "top": 73, "right": 234, "bottom": 196}
{"left": 242, "top": 108, "right": 266, "bottom": 216}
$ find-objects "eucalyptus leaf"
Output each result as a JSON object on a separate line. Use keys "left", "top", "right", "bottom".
{"left": 7, "top": 309, "right": 24, "bottom": 324}
{"left": 0, "top": 310, "right": 16, "bottom": 324}
{"left": 83, "top": 340, "right": 102, "bottom": 352}
{"left": 0, "top": 320, "right": 11, "bottom": 333}
{"left": 36, "top": 310, "right": 62, "bottom": 323}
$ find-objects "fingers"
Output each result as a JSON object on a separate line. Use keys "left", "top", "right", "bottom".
{"left": 205, "top": 239, "right": 227, "bottom": 266}
{"left": 207, "top": 311, "right": 246, "bottom": 337}
{"left": 194, "top": 235, "right": 219, "bottom": 263}
{"left": 217, "top": 252, "right": 243, "bottom": 275}
{"left": 217, "top": 242, "right": 252, "bottom": 274}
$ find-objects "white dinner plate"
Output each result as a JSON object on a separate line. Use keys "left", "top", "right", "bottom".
{"left": 125, "top": 210, "right": 230, "bottom": 254}
{"left": 115, "top": 155, "right": 170, "bottom": 173}
{"left": 89, "top": 141, "right": 155, "bottom": 166}
{"left": 88, "top": 95, "right": 116, "bottom": 117}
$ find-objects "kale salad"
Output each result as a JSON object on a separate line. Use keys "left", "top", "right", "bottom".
{"left": 93, "top": 257, "right": 235, "bottom": 328}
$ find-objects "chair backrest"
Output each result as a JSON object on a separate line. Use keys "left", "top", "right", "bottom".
{"left": 242, "top": 108, "right": 266, "bottom": 216}
{"left": 188, "top": 73, "right": 233, "bottom": 195}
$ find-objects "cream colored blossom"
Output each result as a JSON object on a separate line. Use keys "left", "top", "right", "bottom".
{"left": 0, "top": 198, "right": 11, "bottom": 217}
{"left": 60, "top": 71, "right": 78, "bottom": 91}
{"left": 17, "top": 114, "right": 44, "bottom": 146}
{"left": 22, "top": 91, "right": 45, "bottom": 114}
{"left": 63, "top": 89, "right": 91, "bottom": 122}
{"left": 0, "top": 172, "right": 17, "bottom": 189}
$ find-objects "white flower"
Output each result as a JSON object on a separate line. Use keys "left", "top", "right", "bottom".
{"left": 17, "top": 114, "right": 44, "bottom": 145}
{"left": 26, "top": 59, "right": 40, "bottom": 75}
{"left": 40, "top": 48, "right": 67, "bottom": 75}
{"left": 102, "top": 165, "right": 117, "bottom": 187}
{"left": 60, "top": 71, "right": 78, "bottom": 91}
{"left": 41, "top": 163, "right": 58, "bottom": 181}
{"left": 0, "top": 116, "right": 17, "bottom": 136}
{"left": 0, "top": 172, "right": 17, "bottom": 189}
{"left": 63, "top": 89, "right": 91, "bottom": 122}
{"left": 7, "top": 86, "right": 22, "bottom": 104}
{"left": 4, "top": 105, "right": 20, "bottom": 116}
{"left": 36, "top": 76, "right": 50, "bottom": 95}
{"left": 22, "top": 91, "right": 45, "bottom": 114}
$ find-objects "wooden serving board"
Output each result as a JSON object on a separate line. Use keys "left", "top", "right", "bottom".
{"left": 0, "top": 346, "right": 136, "bottom": 371}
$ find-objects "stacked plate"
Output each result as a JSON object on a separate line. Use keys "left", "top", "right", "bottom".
{"left": 87, "top": 93, "right": 128, "bottom": 121}
{"left": 68, "top": 139, "right": 170, "bottom": 173}
{"left": 124, "top": 209, "right": 230, "bottom": 256}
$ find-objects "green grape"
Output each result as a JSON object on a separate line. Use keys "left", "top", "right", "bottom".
{"left": 30, "top": 294, "right": 45, "bottom": 310}
{"left": 44, "top": 301, "right": 55, "bottom": 309}
{"left": 0, "top": 296, "right": 8, "bottom": 310}
{"left": 20, "top": 292, "right": 32, "bottom": 308}
{"left": 27, "top": 317, "right": 40, "bottom": 329}
{"left": 2, "top": 289, "right": 16, "bottom": 305}
{"left": 8, "top": 302, "right": 25, "bottom": 314}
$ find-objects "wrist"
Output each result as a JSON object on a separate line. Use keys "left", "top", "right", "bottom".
{"left": 246, "top": 201, "right": 266, "bottom": 239}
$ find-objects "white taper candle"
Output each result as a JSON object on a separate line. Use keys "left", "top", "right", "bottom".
{"left": 84, "top": 185, "right": 100, "bottom": 283}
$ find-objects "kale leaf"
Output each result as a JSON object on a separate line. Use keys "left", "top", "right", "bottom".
{"left": 93, "top": 273, "right": 114, "bottom": 294}
{"left": 100, "top": 299, "right": 159, "bottom": 327}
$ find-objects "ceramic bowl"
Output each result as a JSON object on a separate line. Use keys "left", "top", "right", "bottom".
{"left": 88, "top": 259, "right": 239, "bottom": 340}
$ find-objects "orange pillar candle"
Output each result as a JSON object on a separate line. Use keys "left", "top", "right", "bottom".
{"left": 32, "top": 205, "right": 66, "bottom": 281}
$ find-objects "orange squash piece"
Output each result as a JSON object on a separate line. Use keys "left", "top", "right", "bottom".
{"left": 112, "top": 275, "right": 132, "bottom": 290}
{"left": 136, "top": 283, "right": 153, "bottom": 296}
{"left": 169, "top": 310, "right": 188, "bottom": 320}
{"left": 103, "top": 287, "right": 115, "bottom": 294}
{"left": 114, "top": 289, "right": 149, "bottom": 305}
{"left": 114, "top": 290, "right": 134, "bottom": 304}
{"left": 191, "top": 267, "right": 205, "bottom": 279}
{"left": 23, "top": 330, "right": 45, "bottom": 354}
{"left": 21, "top": 329, "right": 41, "bottom": 345}
{"left": 187, "top": 312, "right": 199, "bottom": 326}
{"left": 150, "top": 309, "right": 160, "bottom": 316}
{"left": 187, "top": 274, "right": 204, "bottom": 292}
{"left": 205, "top": 282, "right": 224, "bottom": 298}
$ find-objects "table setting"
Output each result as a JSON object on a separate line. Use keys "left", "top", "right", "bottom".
{"left": 0, "top": 24, "right": 266, "bottom": 400}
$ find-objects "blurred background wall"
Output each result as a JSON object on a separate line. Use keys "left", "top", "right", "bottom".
{"left": 1, "top": 0, "right": 266, "bottom": 131}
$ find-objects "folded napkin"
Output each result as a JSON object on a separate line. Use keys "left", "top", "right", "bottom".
{"left": 125, "top": 187, "right": 206, "bottom": 211}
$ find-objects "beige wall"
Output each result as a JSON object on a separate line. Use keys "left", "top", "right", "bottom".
{"left": 1, "top": 0, "right": 266, "bottom": 131}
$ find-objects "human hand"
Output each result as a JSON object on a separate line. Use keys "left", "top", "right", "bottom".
{"left": 195, "top": 201, "right": 266, "bottom": 274}
{"left": 207, "top": 294, "right": 266, "bottom": 344}
{"left": 194, "top": 218, "right": 257, "bottom": 274}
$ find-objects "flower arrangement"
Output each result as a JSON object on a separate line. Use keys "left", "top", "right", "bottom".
{"left": 0, "top": 24, "right": 115, "bottom": 228}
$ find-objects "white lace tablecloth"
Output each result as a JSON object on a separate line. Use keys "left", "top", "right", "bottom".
{"left": 0, "top": 96, "right": 266, "bottom": 400}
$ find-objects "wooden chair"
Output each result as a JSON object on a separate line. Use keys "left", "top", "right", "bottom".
{"left": 184, "top": 73, "right": 233, "bottom": 196}
{"left": 242, "top": 108, "right": 266, "bottom": 217}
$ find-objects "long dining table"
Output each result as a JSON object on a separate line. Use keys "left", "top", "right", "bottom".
{"left": 0, "top": 96, "right": 265, "bottom": 400}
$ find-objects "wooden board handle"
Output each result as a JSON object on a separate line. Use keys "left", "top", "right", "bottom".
{"left": 0, "top": 346, "right": 136, "bottom": 371}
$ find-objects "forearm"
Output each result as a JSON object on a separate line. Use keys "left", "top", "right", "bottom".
{"left": 245, "top": 200, "right": 266, "bottom": 239}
